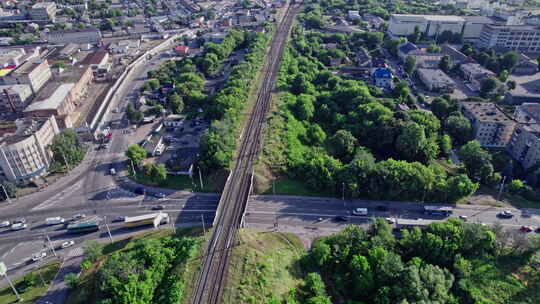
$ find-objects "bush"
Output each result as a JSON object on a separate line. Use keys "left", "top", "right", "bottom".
{"left": 83, "top": 240, "right": 103, "bottom": 263}
{"left": 64, "top": 272, "right": 79, "bottom": 289}
{"left": 508, "top": 179, "right": 524, "bottom": 194}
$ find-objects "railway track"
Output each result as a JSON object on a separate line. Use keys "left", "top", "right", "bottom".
{"left": 191, "top": 3, "right": 300, "bottom": 304}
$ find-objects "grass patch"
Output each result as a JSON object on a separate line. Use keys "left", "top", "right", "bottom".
{"left": 222, "top": 229, "right": 306, "bottom": 304}
{"left": 0, "top": 261, "right": 61, "bottom": 304}
{"left": 128, "top": 168, "right": 228, "bottom": 193}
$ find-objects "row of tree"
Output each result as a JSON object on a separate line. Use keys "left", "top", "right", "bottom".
{"left": 199, "top": 32, "right": 271, "bottom": 170}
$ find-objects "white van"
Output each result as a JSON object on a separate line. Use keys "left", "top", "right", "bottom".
{"left": 46, "top": 217, "right": 65, "bottom": 225}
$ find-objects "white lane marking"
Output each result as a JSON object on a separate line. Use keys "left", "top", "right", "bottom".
{"left": 1, "top": 242, "right": 21, "bottom": 259}
{"left": 32, "top": 180, "right": 85, "bottom": 210}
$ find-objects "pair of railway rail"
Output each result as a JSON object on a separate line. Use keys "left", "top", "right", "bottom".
{"left": 191, "top": 3, "right": 300, "bottom": 304}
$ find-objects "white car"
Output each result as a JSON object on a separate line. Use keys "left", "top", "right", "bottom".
{"left": 0, "top": 220, "right": 10, "bottom": 228}
{"left": 458, "top": 215, "right": 468, "bottom": 221}
{"left": 32, "top": 251, "right": 46, "bottom": 262}
{"left": 351, "top": 208, "right": 368, "bottom": 216}
{"left": 385, "top": 217, "right": 396, "bottom": 224}
{"left": 61, "top": 240, "right": 75, "bottom": 249}
{"left": 10, "top": 223, "right": 27, "bottom": 231}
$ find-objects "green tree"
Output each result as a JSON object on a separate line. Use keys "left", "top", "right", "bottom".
{"left": 64, "top": 273, "right": 79, "bottom": 289}
{"left": 427, "top": 43, "right": 441, "bottom": 53}
{"left": 52, "top": 61, "right": 66, "bottom": 69}
{"left": 126, "top": 103, "right": 143, "bottom": 123}
{"left": 507, "top": 80, "right": 516, "bottom": 91}
{"left": 51, "top": 129, "right": 86, "bottom": 169}
{"left": 445, "top": 115, "right": 472, "bottom": 144}
{"left": 508, "top": 179, "right": 524, "bottom": 194}
{"left": 446, "top": 174, "right": 478, "bottom": 202}
{"left": 125, "top": 144, "right": 146, "bottom": 165}
{"left": 327, "top": 130, "right": 357, "bottom": 162}
{"left": 500, "top": 51, "right": 520, "bottom": 71}
{"left": 294, "top": 94, "right": 315, "bottom": 121}
{"left": 0, "top": 181, "right": 16, "bottom": 201}
{"left": 82, "top": 241, "right": 103, "bottom": 263}
{"left": 152, "top": 163, "right": 167, "bottom": 183}
{"left": 498, "top": 69, "right": 509, "bottom": 82}
{"left": 405, "top": 56, "right": 416, "bottom": 75}
{"left": 395, "top": 122, "right": 433, "bottom": 162}
{"left": 440, "top": 134, "right": 452, "bottom": 156}
{"left": 168, "top": 93, "right": 184, "bottom": 114}
{"left": 439, "top": 55, "right": 452, "bottom": 73}
{"left": 458, "top": 141, "right": 494, "bottom": 183}
{"left": 479, "top": 77, "right": 498, "bottom": 98}
{"left": 408, "top": 25, "right": 422, "bottom": 44}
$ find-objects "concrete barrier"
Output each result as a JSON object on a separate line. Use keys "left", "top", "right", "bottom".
{"left": 89, "top": 33, "right": 181, "bottom": 135}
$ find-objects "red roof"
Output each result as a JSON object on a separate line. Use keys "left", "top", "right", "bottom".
{"left": 82, "top": 50, "right": 108, "bottom": 65}
{"left": 4, "top": 65, "right": 16, "bottom": 69}
{"left": 175, "top": 45, "right": 189, "bottom": 52}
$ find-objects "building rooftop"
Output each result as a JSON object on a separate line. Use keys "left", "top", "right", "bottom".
{"left": 10, "top": 58, "right": 47, "bottom": 76}
{"left": 392, "top": 14, "right": 465, "bottom": 22}
{"left": 32, "top": 2, "right": 55, "bottom": 9}
{"left": 399, "top": 42, "right": 419, "bottom": 55}
{"left": 461, "top": 63, "right": 495, "bottom": 77}
{"left": 82, "top": 50, "right": 108, "bottom": 65}
{"left": 165, "top": 114, "right": 184, "bottom": 122}
{"left": 417, "top": 68, "right": 455, "bottom": 84}
{"left": 24, "top": 83, "right": 74, "bottom": 112}
{"left": 373, "top": 67, "right": 392, "bottom": 79}
{"left": 0, "top": 84, "right": 31, "bottom": 95}
{"left": 461, "top": 102, "right": 513, "bottom": 123}
{"left": 0, "top": 117, "right": 49, "bottom": 145}
{"left": 484, "top": 24, "right": 540, "bottom": 31}
{"left": 517, "top": 103, "right": 540, "bottom": 123}
{"left": 49, "top": 27, "right": 100, "bottom": 35}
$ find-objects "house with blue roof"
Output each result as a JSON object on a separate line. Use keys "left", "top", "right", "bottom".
{"left": 372, "top": 67, "right": 393, "bottom": 89}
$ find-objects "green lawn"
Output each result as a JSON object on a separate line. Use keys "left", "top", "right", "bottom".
{"left": 0, "top": 261, "right": 61, "bottom": 304}
{"left": 222, "top": 229, "right": 306, "bottom": 304}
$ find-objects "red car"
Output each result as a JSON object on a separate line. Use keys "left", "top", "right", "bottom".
{"left": 520, "top": 226, "right": 534, "bottom": 232}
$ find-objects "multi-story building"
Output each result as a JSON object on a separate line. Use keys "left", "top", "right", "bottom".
{"left": 397, "top": 42, "right": 443, "bottom": 68}
{"left": 388, "top": 14, "right": 493, "bottom": 41}
{"left": 82, "top": 50, "right": 109, "bottom": 79}
{"left": 0, "top": 116, "right": 59, "bottom": 183}
{"left": 478, "top": 24, "right": 540, "bottom": 52}
{"left": 2, "top": 59, "right": 52, "bottom": 94}
{"left": 461, "top": 102, "right": 516, "bottom": 148}
{"left": 372, "top": 67, "right": 393, "bottom": 89}
{"left": 0, "top": 84, "right": 33, "bottom": 113}
{"left": 508, "top": 103, "right": 540, "bottom": 170}
{"left": 460, "top": 63, "right": 496, "bottom": 89}
{"left": 47, "top": 28, "right": 102, "bottom": 45}
{"left": 417, "top": 68, "right": 456, "bottom": 92}
{"left": 29, "top": 2, "right": 56, "bottom": 22}
{"left": 23, "top": 83, "right": 76, "bottom": 129}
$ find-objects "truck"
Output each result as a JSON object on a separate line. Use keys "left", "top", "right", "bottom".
{"left": 124, "top": 213, "right": 170, "bottom": 228}
{"left": 46, "top": 217, "right": 65, "bottom": 225}
{"left": 352, "top": 208, "right": 368, "bottom": 216}
{"left": 424, "top": 205, "right": 453, "bottom": 216}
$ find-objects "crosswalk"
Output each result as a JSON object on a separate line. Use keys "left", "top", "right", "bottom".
{"left": 67, "top": 247, "right": 83, "bottom": 258}
{"left": 105, "top": 187, "right": 138, "bottom": 200}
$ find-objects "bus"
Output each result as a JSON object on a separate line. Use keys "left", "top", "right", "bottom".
{"left": 424, "top": 205, "right": 453, "bottom": 216}
{"left": 124, "top": 213, "right": 169, "bottom": 228}
{"left": 67, "top": 221, "right": 100, "bottom": 233}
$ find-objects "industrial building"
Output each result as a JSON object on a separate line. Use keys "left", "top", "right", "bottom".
{"left": 47, "top": 28, "right": 102, "bottom": 45}
{"left": 2, "top": 59, "right": 52, "bottom": 94}
{"left": 0, "top": 84, "right": 33, "bottom": 113}
{"left": 478, "top": 24, "right": 540, "bottom": 52}
{"left": 29, "top": 2, "right": 56, "bottom": 22}
{"left": 388, "top": 14, "right": 493, "bottom": 41}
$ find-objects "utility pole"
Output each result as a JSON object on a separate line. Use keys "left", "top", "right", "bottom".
{"left": 1, "top": 184, "right": 12, "bottom": 204}
{"left": 3, "top": 273, "right": 22, "bottom": 302}
{"left": 45, "top": 234, "right": 56, "bottom": 257}
{"left": 103, "top": 216, "right": 113, "bottom": 243}
{"left": 201, "top": 214, "right": 206, "bottom": 234}
{"left": 129, "top": 159, "right": 136, "bottom": 176}
{"left": 272, "top": 179, "right": 275, "bottom": 195}
{"left": 60, "top": 150, "right": 70, "bottom": 173}
{"left": 198, "top": 167, "right": 204, "bottom": 190}
{"left": 497, "top": 175, "right": 507, "bottom": 201}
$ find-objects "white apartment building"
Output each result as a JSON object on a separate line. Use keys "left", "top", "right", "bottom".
{"left": 461, "top": 102, "right": 516, "bottom": 148}
{"left": 0, "top": 116, "right": 59, "bottom": 183}
{"left": 478, "top": 24, "right": 540, "bottom": 52}
{"left": 417, "top": 68, "right": 456, "bottom": 92}
{"left": 29, "top": 2, "right": 56, "bottom": 22}
{"left": 388, "top": 14, "right": 493, "bottom": 41}
{"left": 47, "top": 28, "right": 102, "bottom": 45}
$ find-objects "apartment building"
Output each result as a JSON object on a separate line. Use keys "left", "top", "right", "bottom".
{"left": 2, "top": 59, "right": 52, "bottom": 94}
{"left": 460, "top": 63, "right": 496, "bottom": 89}
{"left": 29, "top": 2, "right": 56, "bottom": 22}
{"left": 478, "top": 24, "right": 540, "bottom": 52}
{"left": 417, "top": 68, "right": 456, "bottom": 92}
{"left": 461, "top": 102, "right": 516, "bottom": 148}
{"left": 388, "top": 14, "right": 493, "bottom": 41}
{"left": 0, "top": 116, "right": 59, "bottom": 183}
{"left": 508, "top": 103, "right": 540, "bottom": 169}
{"left": 48, "top": 28, "right": 102, "bottom": 45}
{"left": 0, "top": 84, "right": 33, "bottom": 113}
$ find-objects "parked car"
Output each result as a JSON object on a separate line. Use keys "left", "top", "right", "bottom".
{"left": 61, "top": 240, "right": 75, "bottom": 249}
{"left": 72, "top": 214, "right": 86, "bottom": 220}
{"left": 351, "top": 208, "right": 368, "bottom": 216}
{"left": 334, "top": 216, "right": 348, "bottom": 222}
{"left": 152, "top": 205, "right": 165, "bottom": 210}
{"left": 0, "top": 220, "right": 10, "bottom": 228}
{"left": 112, "top": 216, "right": 126, "bottom": 223}
{"left": 32, "top": 251, "right": 47, "bottom": 262}
{"left": 385, "top": 217, "right": 396, "bottom": 224}
{"left": 520, "top": 226, "right": 534, "bottom": 232}
{"left": 13, "top": 217, "right": 26, "bottom": 224}
{"left": 154, "top": 192, "right": 166, "bottom": 198}
{"left": 458, "top": 215, "right": 468, "bottom": 221}
{"left": 498, "top": 210, "right": 514, "bottom": 218}
{"left": 10, "top": 223, "right": 27, "bottom": 231}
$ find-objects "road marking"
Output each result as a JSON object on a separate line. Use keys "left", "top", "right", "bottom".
{"left": 32, "top": 180, "right": 84, "bottom": 210}
{"left": 1, "top": 242, "right": 21, "bottom": 259}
